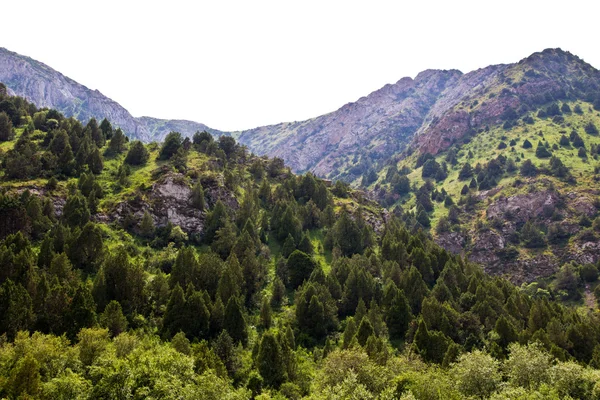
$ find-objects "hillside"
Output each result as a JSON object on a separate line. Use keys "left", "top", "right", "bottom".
{"left": 0, "top": 47, "right": 222, "bottom": 141}
{"left": 235, "top": 49, "right": 600, "bottom": 183}
{"left": 368, "top": 50, "right": 600, "bottom": 283}
{"left": 3, "top": 89, "right": 600, "bottom": 399}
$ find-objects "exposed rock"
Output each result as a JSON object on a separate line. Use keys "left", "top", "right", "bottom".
{"left": 435, "top": 231, "right": 466, "bottom": 255}
{"left": 0, "top": 47, "right": 222, "bottom": 142}
{"left": 237, "top": 69, "right": 463, "bottom": 178}
{"left": 485, "top": 190, "right": 561, "bottom": 223}
{"left": 114, "top": 172, "right": 238, "bottom": 237}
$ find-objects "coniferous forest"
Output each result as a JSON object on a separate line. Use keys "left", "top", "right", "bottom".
{"left": 3, "top": 84, "right": 600, "bottom": 399}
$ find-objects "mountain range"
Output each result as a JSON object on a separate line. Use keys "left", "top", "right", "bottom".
{"left": 3, "top": 45, "right": 600, "bottom": 292}
{"left": 3, "top": 47, "right": 599, "bottom": 185}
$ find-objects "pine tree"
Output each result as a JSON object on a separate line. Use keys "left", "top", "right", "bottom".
{"left": 140, "top": 211, "right": 155, "bottom": 237}
{"left": 62, "top": 194, "right": 90, "bottom": 227}
{"left": 257, "top": 332, "right": 286, "bottom": 388}
{"left": 271, "top": 276, "right": 286, "bottom": 309}
{"left": 386, "top": 286, "right": 412, "bottom": 339}
{"left": 186, "top": 291, "right": 210, "bottom": 339}
{"left": 260, "top": 296, "right": 272, "bottom": 329}
{"left": 458, "top": 163, "right": 473, "bottom": 180}
{"left": 108, "top": 128, "right": 127, "bottom": 154}
{"left": 287, "top": 250, "right": 317, "bottom": 289}
{"left": 190, "top": 182, "right": 206, "bottom": 210}
{"left": 68, "top": 283, "right": 97, "bottom": 339}
{"left": 0, "top": 279, "right": 34, "bottom": 340}
{"left": 210, "top": 296, "right": 225, "bottom": 337}
{"left": 125, "top": 140, "right": 150, "bottom": 165}
{"left": 333, "top": 210, "right": 363, "bottom": 256}
{"left": 0, "top": 111, "right": 14, "bottom": 141}
{"left": 159, "top": 131, "right": 183, "bottom": 160}
{"left": 355, "top": 317, "right": 375, "bottom": 347}
{"left": 163, "top": 284, "right": 187, "bottom": 337}
{"left": 342, "top": 317, "right": 357, "bottom": 349}
{"left": 282, "top": 234, "right": 296, "bottom": 258}
{"left": 100, "top": 300, "right": 128, "bottom": 337}
{"left": 223, "top": 297, "right": 247, "bottom": 345}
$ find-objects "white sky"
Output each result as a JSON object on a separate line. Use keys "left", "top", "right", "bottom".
{"left": 2, "top": 0, "right": 599, "bottom": 131}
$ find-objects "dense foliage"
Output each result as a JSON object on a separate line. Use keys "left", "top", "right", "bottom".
{"left": 2, "top": 88, "right": 600, "bottom": 399}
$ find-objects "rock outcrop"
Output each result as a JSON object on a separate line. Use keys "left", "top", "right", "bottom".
{"left": 114, "top": 172, "right": 239, "bottom": 237}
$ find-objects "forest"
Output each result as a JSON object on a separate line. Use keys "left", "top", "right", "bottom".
{"left": 2, "top": 83, "right": 600, "bottom": 399}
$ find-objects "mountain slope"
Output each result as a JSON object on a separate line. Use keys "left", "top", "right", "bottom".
{"left": 366, "top": 50, "right": 600, "bottom": 283}
{"left": 0, "top": 47, "right": 222, "bottom": 141}
{"left": 236, "top": 69, "right": 462, "bottom": 178}
{"left": 236, "top": 49, "right": 600, "bottom": 185}
{"left": 414, "top": 49, "right": 600, "bottom": 155}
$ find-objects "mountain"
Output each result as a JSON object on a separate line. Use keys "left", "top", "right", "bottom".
{"left": 2, "top": 90, "right": 600, "bottom": 398}
{"left": 0, "top": 47, "right": 222, "bottom": 141}
{"left": 235, "top": 69, "right": 462, "bottom": 177}
{"left": 236, "top": 49, "right": 600, "bottom": 183}
{"left": 413, "top": 48, "right": 600, "bottom": 156}
{"left": 234, "top": 48, "right": 600, "bottom": 282}
{"left": 370, "top": 49, "right": 600, "bottom": 283}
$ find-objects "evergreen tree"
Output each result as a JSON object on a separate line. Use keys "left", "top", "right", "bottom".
{"left": 260, "top": 296, "right": 272, "bottom": 329}
{"left": 223, "top": 297, "right": 247, "bottom": 345}
{"left": 100, "top": 300, "right": 128, "bottom": 337}
{"left": 186, "top": 291, "right": 210, "bottom": 339}
{"left": 140, "top": 211, "right": 155, "bottom": 237}
{"left": 68, "top": 283, "right": 97, "bottom": 339}
{"left": 125, "top": 140, "right": 150, "bottom": 165}
{"left": 535, "top": 142, "right": 552, "bottom": 158}
{"left": 385, "top": 285, "right": 412, "bottom": 339}
{"left": 0, "top": 279, "right": 34, "bottom": 340}
{"left": 108, "top": 128, "right": 127, "bottom": 155}
{"left": 257, "top": 332, "right": 286, "bottom": 388}
{"left": 458, "top": 163, "right": 473, "bottom": 180}
{"left": 190, "top": 182, "right": 206, "bottom": 210}
{"left": 333, "top": 210, "right": 363, "bottom": 257}
{"left": 62, "top": 194, "right": 90, "bottom": 227}
{"left": 99, "top": 118, "right": 113, "bottom": 139}
{"left": 162, "top": 284, "right": 187, "bottom": 337}
{"left": 210, "top": 296, "right": 225, "bottom": 337}
{"left": 271, "top": 276, "right": 286, "bottom": 309}
{"left": 342, "top": 317, "right": 357, "bottom": 349}
{"left": 287, "top": 250, "right": 317, "bottom": 289}
{"left": 282, "top": 234, "right": 296, "bottom": 258}
{"left": 355, "top": 317, "right": 375, "bottom": 346}
{"left": 159, "top": 131, "right": 183, "bottom": 160}
{"left": 0, "top": 111, "right": 14, "bottom": 141}
{"left": 520, "top": 159, "right": 538, "bottom": 177}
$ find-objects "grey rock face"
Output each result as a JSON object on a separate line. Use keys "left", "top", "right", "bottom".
{"left": 0, "top": 47, "right": 221, "bottom": 142}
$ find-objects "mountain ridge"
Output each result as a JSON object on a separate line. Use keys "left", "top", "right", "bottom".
{"left": 0, "top": 47, "right": 223, "bottom": 142}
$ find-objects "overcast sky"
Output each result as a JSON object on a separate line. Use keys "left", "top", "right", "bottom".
{"left": 2, "top": 0, "right": 598, "bottom": 131}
